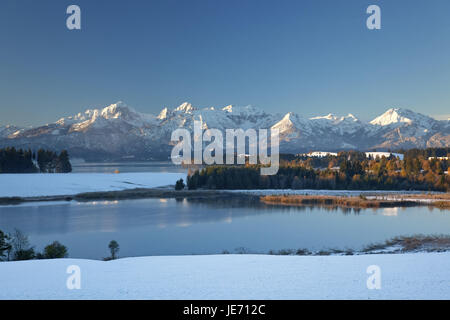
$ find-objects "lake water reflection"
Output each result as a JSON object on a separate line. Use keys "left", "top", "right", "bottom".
{"left": 0, "top": 198, "right": 449, "bottom": 259}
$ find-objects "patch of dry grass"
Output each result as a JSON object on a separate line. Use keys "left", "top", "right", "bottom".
{"left": 397, "top": 193, "right": 450, "bottom": 200}
{"left": 364, "top": 235, "right": 450, "bottom": 253}
{"left": 260, "top": 195, "right": 417, "bottom": 208}
{"left": 430, "top": 201, "right": 450, "bottom": 209}
{"left": 261, "top": 194, "right": 450, "bottom": 209}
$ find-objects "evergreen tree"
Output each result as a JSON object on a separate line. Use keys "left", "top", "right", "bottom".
{"left": 55, "top": 150, "right": 72, "bottom": 173}
{"left": 41, "top": 241, "right": 68, "bottom": 259}
{"left": 175, "top": 178, "right": 186, "bottom": 190}
{"left": 0, "top": 147, "right": 37, "bottom": 173}
{"left": 108, "top": 240, "right": 120, "bottom": 260}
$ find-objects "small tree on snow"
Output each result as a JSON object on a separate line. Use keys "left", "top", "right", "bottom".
{"left": 108, "top": 240, "right": 119, "bottom": 260}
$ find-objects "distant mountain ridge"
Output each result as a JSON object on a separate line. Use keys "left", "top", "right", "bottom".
{"left": 1, "top": 102, "right": 449, "bottom": 161}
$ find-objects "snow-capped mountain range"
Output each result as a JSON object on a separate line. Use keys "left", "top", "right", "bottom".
{"left": 1, "top": 101, "right": 449, "bottom": 160}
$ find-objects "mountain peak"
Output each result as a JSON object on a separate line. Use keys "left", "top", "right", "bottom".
{"left": 310, "top": 113, "right": 337, "bottom": 121}
{"left": 222, "top": 105, "right": 234, "bottom": 112}
{"left": 370, "top": 107, "right": 429, "bottom": 126}
{"left": 100, "top": 101, "right": 137, "bottom": 119}
{"left": 174, "top": 102, "right": 195, "bottom": 113}
{"left": 157, "top": 107, "right": 170, "bottom": 120}
{"left": 283, "top": 112, "right": 294, "bottom": 119}
{"left": 272, "top": 112, "right": 294, "bottom": 130}
{"left": 339, "top": 113, "right": 359, "bottom": 122}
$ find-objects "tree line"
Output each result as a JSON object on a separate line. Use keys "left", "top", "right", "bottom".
{"left": 0, "top": 228, "right": 120, "bottom": 262}
{"left": 187, "top": 150, "right": 450, "bottom": 191}
{"left": 0, "top": 229, "right": 68, "bottom": 261}
{"left": 397, "top": 147, "right": 450, "bottom": 159}
{"left": 0, "top": 147, "right": 72, "bottom": 173}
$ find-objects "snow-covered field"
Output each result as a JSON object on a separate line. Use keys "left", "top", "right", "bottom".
{"left": 0, "top": 253, "right": 449, "bottom": 299}
{"left": 0, "top": 172, "right": 441, "bottom": 198}
{"left": 0, "top": 172, "right": 186, "bottom": 197}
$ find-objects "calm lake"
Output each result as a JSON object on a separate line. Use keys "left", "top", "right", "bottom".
{"left": 1, "top": 198, "right": 449, "bottom": 259}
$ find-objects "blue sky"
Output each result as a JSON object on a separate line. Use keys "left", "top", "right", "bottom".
{"left": 1, "top": 0, "right": 450, "bottom": 126}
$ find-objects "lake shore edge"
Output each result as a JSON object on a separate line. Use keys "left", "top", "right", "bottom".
{"left": 1, "top": 187, "right": 449, "bottom": 207}
{"left": 0, "top": 188, "right": 255, "bottom": 205}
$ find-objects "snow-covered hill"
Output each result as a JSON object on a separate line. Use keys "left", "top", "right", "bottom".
{"left": 1, "top": 253, "right": 449, "bottom": 299}
{"left": 0, "top": 102, "right": 449, "bottom": 160}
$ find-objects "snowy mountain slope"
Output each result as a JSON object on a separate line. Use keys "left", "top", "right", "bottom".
{"left": 271, "top": 112, "right": 372, "bottom": 152}
{"left": 367, "top": 108, "right": 450, "bottom": 149}
{"left": 310, "top": 113, "right": 363, "bottom": 134}
{"left": 0, "top": 102, "right": 449, "bottom": 160}
{"left": 0, "top": 125, "right": 22, "bottom": 138}
{"left": 370, "top": 108, "right": 434, "bottom": 127}
{"left": 1, "top": 102, "right": 164, "bottom": 160}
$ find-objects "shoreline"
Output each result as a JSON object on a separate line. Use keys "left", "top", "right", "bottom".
{"left": 1, "top": 187, "right": 450, "bottom": 207}
{"left": 0, "top": 188, "right": 254, "bottom": 205}
{"left": 261, "top": 194, "right": 450, "bottom": 209}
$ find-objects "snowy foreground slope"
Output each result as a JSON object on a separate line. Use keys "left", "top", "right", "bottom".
{"left": 0, "top": 172, "right": 186, "bottom": 197}
{"left": 0, "top": 253, "right": 449, "bottom": 299}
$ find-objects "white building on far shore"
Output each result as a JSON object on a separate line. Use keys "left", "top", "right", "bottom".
{"left": 298, "top": 151, "right": 338, "bottom": 157}
{"left": 365, "top": 152, "right": 404, "bottom": 160}
{"left": 298, "top": 151, "right": 404, "bottom": 160}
